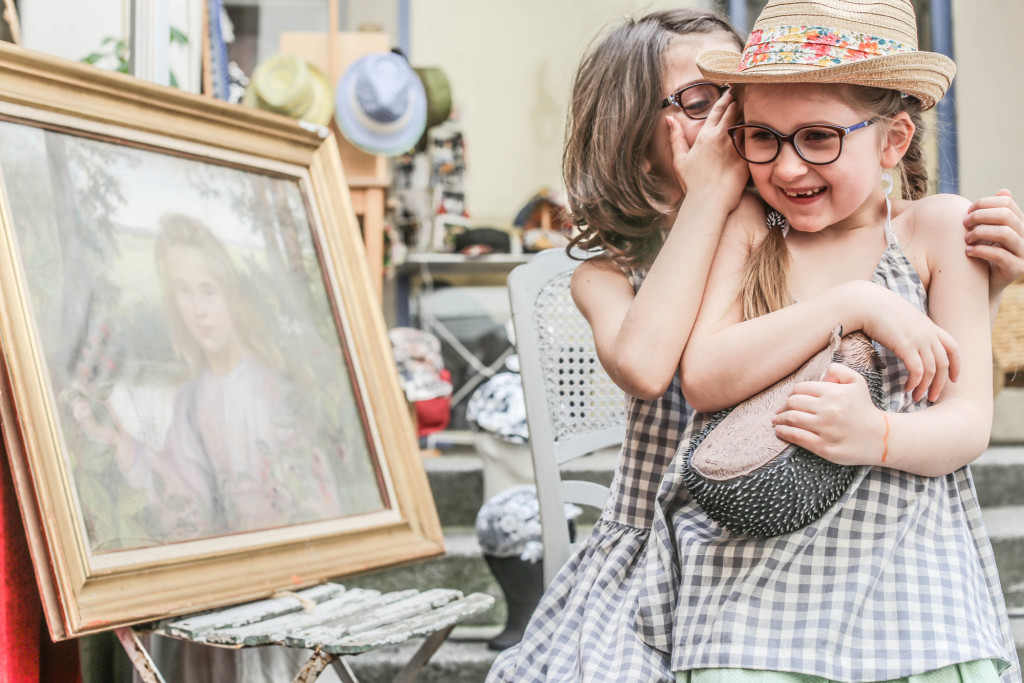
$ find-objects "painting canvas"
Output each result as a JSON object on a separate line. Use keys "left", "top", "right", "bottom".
{"left": 0, "top": 43, "right": 442, "bottom": 638}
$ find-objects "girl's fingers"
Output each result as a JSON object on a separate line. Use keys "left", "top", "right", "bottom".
{"left": 667, "top": 116, "right": 690, "bottom": 155}
{"left": 967, "top": 243, "right": 1016, "bottom": 268}
{"left": 772, "top": 407, "right": 816, "bottom": 431}
{"left": 773, "top": 423, "right": 819, "bottom": 451}
{"left": 965, "top": 223, "right": 1022, "bottom": 249}
{"left": 703, "top": 90, "right": 733, "bottom": 128}
{"left": 902, "top": 351, "right": 924, "bottom": 396}
{"left": 777, "top": 392, "right": 819, "bottom": 415}
{"left": 822, "top": 363, "right": 861, "bottom": 385}
{"left": 939, "top": 328, "right": 961, "bottom": 383}
{"left": 789, "top": 380, "right": 827, "bottom": 398}
{"left": 964, "top": 208, "right": 1021, "bottom": 232}
{"left": 926, "top": 340, "right": 949, "bottom": 402}
{"left": 912, "top": 349, "right": 935, "bottom": 403}
{"left": 967, "top": 190, "right": 1022, "bottom": 220}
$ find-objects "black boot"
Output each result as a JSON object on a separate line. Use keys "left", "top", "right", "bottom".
{"left": 484, "top": 554, "right": 546, "bottom": 651}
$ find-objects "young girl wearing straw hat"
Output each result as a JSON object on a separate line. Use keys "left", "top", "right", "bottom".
{"left": 638, "top": 0, "right": 1020, "bottom": 681}
{"left": 490, "top": 3, "right": 1023, "bottom": 682}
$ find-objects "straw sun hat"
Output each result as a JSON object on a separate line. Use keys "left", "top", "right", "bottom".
{"left": 696, "top": 0, "right": 955, "bottom": 110}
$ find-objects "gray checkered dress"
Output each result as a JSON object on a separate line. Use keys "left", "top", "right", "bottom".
{"left": 487, "top": 266, "right": 693, "bottom": 683}
{"left": 638, "top": 208, "right": 1020, "bottom": 682}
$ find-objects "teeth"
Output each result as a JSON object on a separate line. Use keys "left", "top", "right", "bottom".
{"left": 784, "top": 188, "right": 822, "bottom": 197}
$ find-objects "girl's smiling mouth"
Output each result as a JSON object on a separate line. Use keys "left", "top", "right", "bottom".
{"left": 782, "top": 186, "right": 826, "bottom": 199}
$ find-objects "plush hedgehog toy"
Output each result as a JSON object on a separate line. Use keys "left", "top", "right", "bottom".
{"left": 682, "top": 326, "right": 886, "bottom": 537}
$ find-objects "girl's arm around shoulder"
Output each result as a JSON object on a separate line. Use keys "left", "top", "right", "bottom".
{"left": 885, "top": 194, "right": 993, "bottom": 474}
{"left": 964, "top": 189, "right": 1024, "bottom": 310}
{"left": 571, "top": 188, "right": 748, "bottom": 401}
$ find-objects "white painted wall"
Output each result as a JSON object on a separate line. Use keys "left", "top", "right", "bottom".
{"left": 409, "top": 0, "right": 709, "bottom": 226}
{"left": 952, "top": 0, "right": 1024, "bottom": 201}
{"left": 21, "top": 0, "right": 124, "bottom": 65}
{"left": 21, "top": 0, "right": 205, "bottom": 93}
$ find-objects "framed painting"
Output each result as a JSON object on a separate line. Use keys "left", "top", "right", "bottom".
{"left": 0, "top": 42, "right": 443, "bottom": 639}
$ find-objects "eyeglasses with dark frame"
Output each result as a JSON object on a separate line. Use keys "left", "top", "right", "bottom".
{"left": 661, "top": 82, "right": 729, "bottom": 120}
{"left": 727, "top": 119, "right": 877, "bottom": 165}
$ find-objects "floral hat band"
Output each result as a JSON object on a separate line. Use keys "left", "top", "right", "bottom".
{"left": 695, "top": 0, "right": 956, "bottom": 111}
{"left": 740, "top": 26, "right": 914, "bottom": 71}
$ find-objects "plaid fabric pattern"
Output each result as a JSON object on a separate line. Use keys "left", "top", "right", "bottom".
{"left": 487, "top": 267, "right": 692, "bottom": 682}
{"left": 639, "top": 222, "right": 1020, "bottom": 681}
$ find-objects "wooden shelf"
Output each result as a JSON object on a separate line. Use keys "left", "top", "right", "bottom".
{"left": 397, "top": 253, "right": 532, "bottom": 276}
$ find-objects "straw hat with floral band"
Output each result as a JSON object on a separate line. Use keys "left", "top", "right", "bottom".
{"left": 696, "top": 0, "right": 955, "bottom": 111}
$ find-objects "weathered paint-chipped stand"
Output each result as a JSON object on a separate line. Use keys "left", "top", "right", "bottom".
{"left": 116, "top": 583, "right": 494, "bottom": 682}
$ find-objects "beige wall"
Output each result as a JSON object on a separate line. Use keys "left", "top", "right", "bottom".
{"left": 953, "top": 0, "right": 1024, "bottom": 201}
{"left": 410, "top": 0, "right": 711, "bottom": 227}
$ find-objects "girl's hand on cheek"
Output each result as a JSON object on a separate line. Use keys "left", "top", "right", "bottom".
{"left": 772, "top": 364, "right": 886, "bottom": 467}
{"left": 964, "top": 189, "right": 1024, "bottom": 295}
{"left": 671, "top": 93, "right": 748, "bottom": 205}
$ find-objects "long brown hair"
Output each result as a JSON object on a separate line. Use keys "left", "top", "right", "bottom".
{"left": 564, "top": 10, "right": 743, "bottom": 268}
{"left": 740, "top": 85, "right": 929, "bottom": 320}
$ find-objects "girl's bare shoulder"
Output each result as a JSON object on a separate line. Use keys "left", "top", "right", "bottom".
{"left": 902, "top": 193, "right": 971, "bottom": 246}
{"left": 725, "top": 189, "right": 771, "bottom": 246}
{"left": 573, "top": 253, "right": 628, "bottom": 282}
{"left": 571, "top": 253, "right": 634, "bottom": 301}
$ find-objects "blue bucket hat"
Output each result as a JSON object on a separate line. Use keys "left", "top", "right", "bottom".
{"left": 335, "top": 53, "right": 428, "bottom": 156}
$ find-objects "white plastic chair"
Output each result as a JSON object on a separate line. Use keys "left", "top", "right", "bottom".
{"left": 507, "top": 248, "right": 627, "bottom": 587}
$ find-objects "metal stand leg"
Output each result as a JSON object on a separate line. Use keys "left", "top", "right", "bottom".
{"left": 114, "top": 627, "right": 167, "bottom": 683}
{"left": 293, "top": 624, "right": 456, "bottom": 683}
{"left": 330, "top": 657, "right": 361, "bottom": 683}
{"left": 293, "top": 649, "right": 361, "bottom": 683}
{"left": 392, "top": 624, "right": 455, "bottom": 683}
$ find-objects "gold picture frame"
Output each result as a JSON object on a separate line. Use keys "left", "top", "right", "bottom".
{"left": 0, "top": 42, "right": 442, "bottom": 640}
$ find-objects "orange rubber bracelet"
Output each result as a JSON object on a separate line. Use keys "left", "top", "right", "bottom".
{"left": 880, "top": 412, "right": 890, "bottom": 464}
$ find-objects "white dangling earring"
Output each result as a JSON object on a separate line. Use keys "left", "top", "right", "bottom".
{"left": 881, "top": 172, "right": 894, "bottom": 197}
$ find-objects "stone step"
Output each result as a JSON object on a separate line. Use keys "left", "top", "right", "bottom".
{"left": 344, "top": 626, "right": 501, "bottom": 682}
{"left": 973, "top": 447, "right": 1024, "bottom": 508}
{"left": 982, "top": 506, "right": 1024, "bottom": 611}
{"left": 343, "top": 531, "right": 505, "bottom": 628}
{"left": 424, "top": 445, "right": 618, "bottom": 528}
{"left": 426, "top": 445, "right": 1024, "bottom": 528}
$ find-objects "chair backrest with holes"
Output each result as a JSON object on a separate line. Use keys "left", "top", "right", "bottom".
{"left": 507, "top": 248, "right": 626, "bottom": 586}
